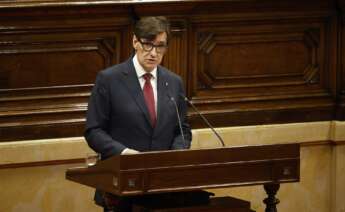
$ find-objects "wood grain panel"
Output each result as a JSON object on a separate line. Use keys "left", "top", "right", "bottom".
{"left": 186, "top": 9, "right": 337, "bottom": 127}
{"left": 0, "top": 8, "right": 131, "bottom": 141}
{"left": 0, "top": 32, "right": 120, "bottom": 89}
{"left": 162, "top": 19, "right": 188, "bottom": 86}
{"left": 191, "top": 18, "right": 326, "bottom": 96}
{"left": 0, "top": 85, "right": 90, "bottom": 141}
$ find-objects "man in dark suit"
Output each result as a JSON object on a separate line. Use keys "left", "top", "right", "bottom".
{"left": 84, "top": 16, "right": 192, "bottom": 211}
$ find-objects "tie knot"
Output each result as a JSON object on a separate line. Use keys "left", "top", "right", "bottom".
{"left": 143, "top": 73, "right": 152, "bottom": 81}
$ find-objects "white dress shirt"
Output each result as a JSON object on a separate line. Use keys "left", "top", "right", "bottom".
{"left": 133, "top": 54, "right": 158, "bottom": 113}
{"left": 121, "top": 55, "right": 158, "bottom": 155}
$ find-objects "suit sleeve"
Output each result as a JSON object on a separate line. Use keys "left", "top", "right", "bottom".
{"left": 84, "top": 72, "right": 127, "bottom": 158}
{"left": 171, "top": 77, "right": 192, "bottom": 150}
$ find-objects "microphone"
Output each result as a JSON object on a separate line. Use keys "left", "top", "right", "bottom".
{"left": 180, "top": 94, "right": 225, "bottom": 147}
{"left": 168, "top": 94, "right": 186, "bottom": 148}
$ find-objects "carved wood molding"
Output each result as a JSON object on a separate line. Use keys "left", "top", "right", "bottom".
{"left": 195, "top": 29, "right": 320, "bottom": 89}
{"left": 0, "top": 0, "right": 203, "bottom": 8}
{"left": 192, "top": 20, "right": 326, "bottom": 92}
{"left": 0, "top": 85, "right": 89, "bottom": 141}
{"left": 187, "top": 13, "right": 335, "bottom": 117}
{"left": 0, "top": 40, "right": 117, "bottom": 88}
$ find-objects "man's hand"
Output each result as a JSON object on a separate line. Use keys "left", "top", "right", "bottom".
{"left": 121, "top": 148, "right": 140, "bottom": 155}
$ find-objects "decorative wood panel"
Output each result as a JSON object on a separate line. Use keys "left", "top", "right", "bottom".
{"left": 194, "top": 28, "right": 318, "bottom": 90}
{"left": 0, "top": 34, "right": 119, "bottom": 89}
{"left": 0, "top": 7, "right": 132, "bottom": 141}
{"left": 162, "top": 19, "right": 188, "bottom": 86}
{"left": 187, "top": 10, "right": 338, "bottom": 127}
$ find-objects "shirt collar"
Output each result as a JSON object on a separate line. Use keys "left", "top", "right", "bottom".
{"left": 133, "top": 54, "right": 157, "bottom": 79}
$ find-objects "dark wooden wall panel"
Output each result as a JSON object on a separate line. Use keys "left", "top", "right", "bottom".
{"left": 0, "top": 0, "right": 343, "bottom": 141}
{"left": 185, "top": 5, "right": 338, "bottom": 127}
{"left": 0, "top": 47, "right": 104, "bottom": 88}
{"left": 0, "top": 6, "right": 134, "bottom": 141}
{"left": 0, "top": 22, "right": 126, "bottom": 89}
{"left": 192, "top": 21, "right": 321, "bottom": 91}
{"left": 337, "top": 0, "right": 345, "bottom": 119}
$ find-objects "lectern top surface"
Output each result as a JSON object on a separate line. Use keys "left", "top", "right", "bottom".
{"left": 100, "top": 143, "right": 299, "bottom": 170}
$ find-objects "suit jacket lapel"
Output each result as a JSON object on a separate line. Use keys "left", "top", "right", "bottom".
{"left": 154, "top": 67, "right": 170, "bottom": 135}
{"left": 120, "top": 59, "right": 153, "bottom": 129}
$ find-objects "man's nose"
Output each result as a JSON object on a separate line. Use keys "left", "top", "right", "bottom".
{"left": 149, "top": 47, "right": 158, "bottom": 56}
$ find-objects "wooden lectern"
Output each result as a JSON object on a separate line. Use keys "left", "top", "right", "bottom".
{"left": 66, "top": 143, "right": 299, "bottom": 211}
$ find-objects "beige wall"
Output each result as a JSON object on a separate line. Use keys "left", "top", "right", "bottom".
{"left": 0, "top": 121, "right": 344, "bottom": 212}
{"left": 1, "top": 164, "right": 99, "bottom": 212}
{"left": 0, "top": 138, "right": 102, "bottom": 212}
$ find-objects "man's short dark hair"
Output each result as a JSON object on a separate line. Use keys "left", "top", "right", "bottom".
{"left": 134, "top": 16, "right": 170, "bottom": 41}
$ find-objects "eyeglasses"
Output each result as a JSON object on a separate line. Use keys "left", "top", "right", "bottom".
{"left": 138, "top": 39, "right": 168, "bottom": 53}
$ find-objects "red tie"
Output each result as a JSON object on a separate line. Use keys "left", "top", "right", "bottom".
{"left": 143, "top": 73, "right": 156, "bottom": 127}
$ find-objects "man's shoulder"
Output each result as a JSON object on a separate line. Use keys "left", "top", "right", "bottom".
{"left": 158, "top": 65, "right": 181, "bottom": 81}
{"left": 100, "top": 60, "right": 130, "bottom": 77}
{"left": 94, "top": 59, "right": 132, "bottom": 86}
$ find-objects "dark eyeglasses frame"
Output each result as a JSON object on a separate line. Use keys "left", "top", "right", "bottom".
{"left": 138, "top": 39, "right": 168, "bottom": 53}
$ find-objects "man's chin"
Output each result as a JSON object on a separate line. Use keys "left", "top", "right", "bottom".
{"left": 144, "top": 64, "right": 157, "bottom": 72}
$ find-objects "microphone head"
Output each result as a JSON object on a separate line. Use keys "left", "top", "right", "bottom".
{"left": 179, "top": 94, "right": 189, "bottom": 102}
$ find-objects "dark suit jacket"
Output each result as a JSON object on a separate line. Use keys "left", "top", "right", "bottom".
{"left": 84, "top": 58, "right": 192, "bottom": 159}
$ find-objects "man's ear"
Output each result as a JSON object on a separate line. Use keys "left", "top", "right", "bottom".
{"left": 132, "top": 35, "right": 139, "bottom": 50}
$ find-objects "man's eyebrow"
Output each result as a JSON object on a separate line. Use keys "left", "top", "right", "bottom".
{"left": 156, "top": 41, "right": 168, "bottom": 45}
{"left": 140, "top": 39, "right": 167, "bottom": 45}
{"left": 143, "top": 41, "right": 167, "bottom": 45}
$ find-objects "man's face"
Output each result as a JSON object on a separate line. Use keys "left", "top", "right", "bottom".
{"left": 133, "top": 32, "right": 168, "bottom": 72}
